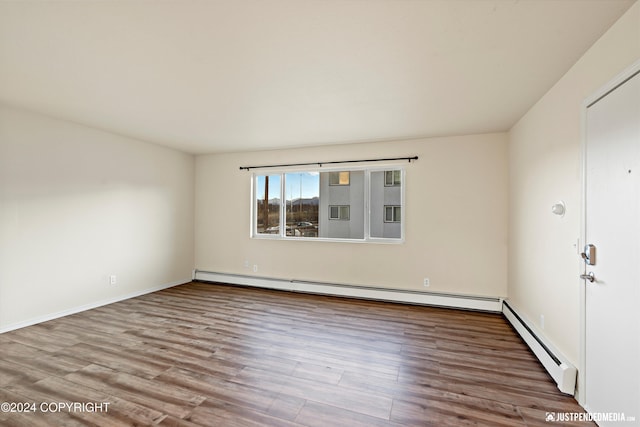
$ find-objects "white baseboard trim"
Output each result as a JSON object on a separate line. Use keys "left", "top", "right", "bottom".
{"left": 502, "top": 300, "right": 577, "bottom": 395}
{"left": 194, "top": 270, "right": 503, "bottom": 312}
{"left": 0, "top": 278, "right": 190, "bottom": 334}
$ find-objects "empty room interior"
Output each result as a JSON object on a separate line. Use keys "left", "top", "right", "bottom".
{"left": 1, "top": 1, "right": 639, "bottom": 426}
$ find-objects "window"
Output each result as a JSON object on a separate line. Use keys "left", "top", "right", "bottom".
{"left": 329, "top": 171, "right": 350, "bottom": 186}
{"left": 329, "top": 205, "right": 350, "bottom": 220}
{"left": 385, "top": 170, "right": 401, "bottom": 186}
{"left": 252, "top": 167, "right": 403, "bottom": 242}
{"left": 384, "top": 206, "right": 401, "bottom": 223}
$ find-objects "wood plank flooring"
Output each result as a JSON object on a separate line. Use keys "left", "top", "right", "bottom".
{"left": 0, "top": 281, "right": 592, "bottom": 426}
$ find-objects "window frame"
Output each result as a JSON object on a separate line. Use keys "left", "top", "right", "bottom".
{"left": 250, "top": 166, "right": 405, "bottom": 243}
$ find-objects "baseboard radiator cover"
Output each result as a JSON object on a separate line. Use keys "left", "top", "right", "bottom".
{"left": 193, "top": 270, "right": 503, "bottom": 312}
{"left": 502, "top": 301, "right": 577, "bottom": 395}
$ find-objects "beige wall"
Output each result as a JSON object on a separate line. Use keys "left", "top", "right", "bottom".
{"left": 508, "top": 2, "right": 640, "bottom": 366}
{"left": 196, "top": 133, "right": 508, "bottom": 297}
{"left": 0, "top": 105, "right": 195, "bottom": 330}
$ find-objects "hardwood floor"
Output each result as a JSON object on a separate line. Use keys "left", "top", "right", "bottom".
{"left": 0, "top": 281, "right": 591, "bottom": 426}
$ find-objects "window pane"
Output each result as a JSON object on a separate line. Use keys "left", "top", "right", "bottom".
{"left": 340, "top": 205, "right": 350, "bottom": 220}
{"left": 385, "top": 170, "right": 393, "bottom": 186}
{"left": 330, "top": 206, "right": 339, "bottom": 219}
{"left": 339, "top": 171, "right": 350, "bottom": 185}
{"left": 255, "top": 174, "right": 281, "bottom": 235}
{"left": 320, "top": 171, "right": 364, "bottom": 239}
{"left": 371, "top": 170, "right": 402, "bottom": 238}
{"left": 284, "top": 172, "right": 319, "bottom": 237}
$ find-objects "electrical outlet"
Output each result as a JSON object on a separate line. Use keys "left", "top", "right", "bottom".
{"left": 110, "top": 275, "right": 117, "bottom": 285}
{"left": 423, "top": 278, "right": 430, "bottom": 287}
{"left": 243, "top": 260, "right": 249, "bottom": 269}
{"left": 253, "top": 265, "right": 258, "bottom": 273}
{"left": 540, "top": 314, "right": 545, "bottom": 330}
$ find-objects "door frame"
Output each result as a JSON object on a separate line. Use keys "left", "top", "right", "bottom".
{"left": 579, "top": 59, "right": 640, "bottom": 408}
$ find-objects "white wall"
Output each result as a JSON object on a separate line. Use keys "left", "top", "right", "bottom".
{"left": 195, "top": 133, "right": 508, "bottom": 297}
{"left": 0, "top": 105, "right": 195, "bottom": 331}
{"left": 508, "top": 2, "right": 640, "bottom": 367}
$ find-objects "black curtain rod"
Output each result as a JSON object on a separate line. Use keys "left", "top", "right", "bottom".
{"left": 239, "top": 156, "right": 418, "bottom": 171}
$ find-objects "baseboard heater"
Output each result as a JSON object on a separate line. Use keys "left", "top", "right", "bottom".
{"left": 502, "top": 301, "right": 577, "bottom": 395}
{"left": 193, "top": 270, "right": 503, "bottom": 312}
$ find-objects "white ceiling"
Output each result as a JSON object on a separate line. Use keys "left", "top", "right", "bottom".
{"left": 0, "top": 0, "right": 635, "bottom": 154}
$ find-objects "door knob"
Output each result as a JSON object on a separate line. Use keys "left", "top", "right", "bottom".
{"left": 580, "top": 272, "right": 595, "bottom": 283}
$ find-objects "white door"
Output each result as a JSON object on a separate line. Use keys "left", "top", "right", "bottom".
{"left": 584, "top": 68, "right": 640, "bottom": 425}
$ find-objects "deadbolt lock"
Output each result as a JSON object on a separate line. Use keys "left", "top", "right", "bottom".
{"left": 581, "top": 244, "right": 596, "bottom": 266}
